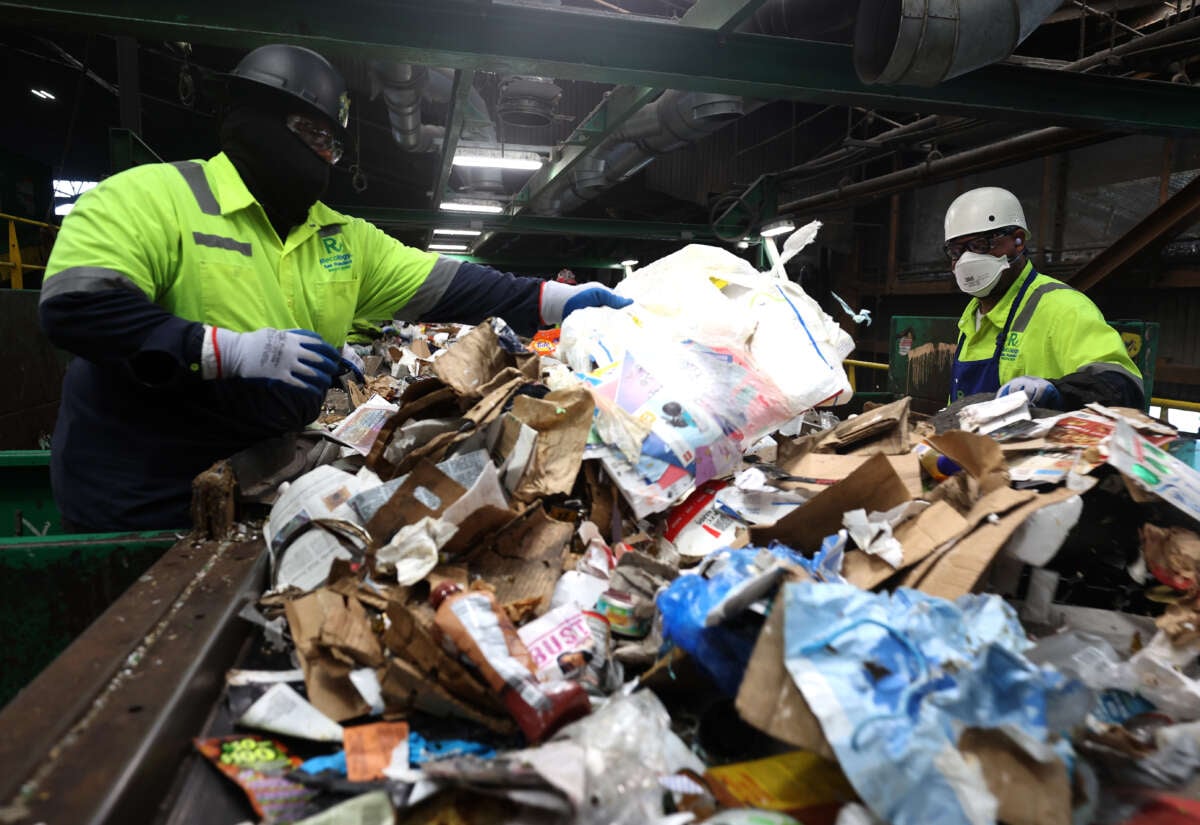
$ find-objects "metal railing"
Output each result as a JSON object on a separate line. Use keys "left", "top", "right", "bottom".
{"left": 0, "top": 211, "right": 57, "bottom": 290}
{"left": 844, "top": 358, "right": 889, "bottom": 393}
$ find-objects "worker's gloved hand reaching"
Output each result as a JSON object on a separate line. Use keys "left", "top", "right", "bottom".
{"left": 996, "top": 375, "right": 1062, "bottom": 409}
{"left": 202, "top": 326, "right": 341, "bottom": 396}
{"left": 539, "top": 280, "right": 633, "bottom": 326}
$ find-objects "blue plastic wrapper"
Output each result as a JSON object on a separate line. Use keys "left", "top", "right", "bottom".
{"left": 298, "top": 750, "right": 347, "bottom": 776}
{"left": 657, "top": 544, "right": 808, "bottom": 695}
{"left": 408, "top": 730, "right": 496, "bottom": 766}
{"left": 782, "top": 582, "right": 1090, "bottom": 825}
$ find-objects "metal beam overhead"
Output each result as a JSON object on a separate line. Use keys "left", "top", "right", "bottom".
{"left": 1069, "top": 173, "right": 1200, "bottom": 292}
{"left": 339, "top": 206, "right": 716, "bottom": 241}
{"left": 5, "top": 0, "right": 1200, "bottom": 135}
{"left": 431, "top": 69, "right": 476, "bottom": 212}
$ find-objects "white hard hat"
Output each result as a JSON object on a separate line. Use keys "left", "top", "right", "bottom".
{"left": 944, "top": 187, "right": 1028, "bottom": 242}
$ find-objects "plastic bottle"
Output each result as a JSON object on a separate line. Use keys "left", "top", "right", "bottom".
{"left": 430, "top": 582, "right": 591, "bottom": 743}
{"left": 914, "top": 441, "right": 962, "bottom": 482}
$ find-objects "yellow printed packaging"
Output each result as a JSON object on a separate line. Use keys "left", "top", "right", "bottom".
{"left": 704, "top": 750, "right": 858, "bottom": 825}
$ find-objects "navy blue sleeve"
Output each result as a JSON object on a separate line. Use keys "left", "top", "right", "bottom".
{"left": 40, "top": 288, "right": 204, "bottom": 387}
{"left": 1052, "top": 369, "right": 1146, "bottom": 411}
{"left": 420, "top": 261, "right": 544, "bottom": 337}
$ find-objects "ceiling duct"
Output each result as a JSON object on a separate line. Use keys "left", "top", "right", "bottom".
{"left": 853, "top": 0, "right": 1066, "bottom": 86}
{"left": 743, "top": 0, "right": 1063, "bottom": 86}
{"left": 498, "top": 76, "right": 563, "bottom": 128}
{"left": 530, "top": 90, "right": 753, "bottom": 215}
{"left": 363, "top": 61, "right": 504, "bottom": 195}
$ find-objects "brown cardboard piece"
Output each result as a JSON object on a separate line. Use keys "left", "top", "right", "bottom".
{"left": 379, "top": 658, "right": 515, "bottom": 735}
{"left": 811, "top": 397, "right": 911, "bottom": 455}
{"left": 899, "top": 485, "right": 1035, "bottom": 590}
{"left": 841, "top": 501, "right": 970, "bottom": 590}
{"left": 365, "top": 460, "right": 466, "bottom": 548}
{"left": 431, "top": 321, "right": 537, "bottom": 399}
{"left": 284, "top": 591, "right": 370, "bottom": 722}
{"left": 505, "top": 387, "right": 595, "bottom": 501}
{"left": 343, "top": 721, "right": 410, "bottom": 782}
{"left": 318, "top": 594, "right": 385, "bottom": 669}
{"left": 381, "top": 600, "right": 503, "bottom": 714}
{"left": 780, "top": 452, "right": 923, "bottom": 497}
{"left": 465, "top": 505, "right": 575, "bottom": 614}
{"left": 735, "top": 595, "right": 835, "bottom": 760}
{"left": 927, "top": 430, "right": 1010, "bottom": 495}
{"left": 751, "top": 454, "right": 912, "bottom": 553}
{"left": 910, "top": 486, "right": 1078, "bottom": 599}
{"left": 958, "top": 728, "right": 1070, "bottom": 825}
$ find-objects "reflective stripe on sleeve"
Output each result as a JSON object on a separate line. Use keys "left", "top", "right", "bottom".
{"left": 1079, "top": 361, "right": 1145, "bottom": 392}
{"left": 40, "top": 266, "right": 142, "bottom": 303}
{"left": 393, "top": 255, "right": 460, "bottom": 321}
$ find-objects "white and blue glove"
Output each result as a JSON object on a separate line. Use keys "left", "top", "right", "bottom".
{"left": 539, "top": 281, "right": 633, "bottom": 325}
{"left": 997, "top": 376, "right": 1062, "bottom": 409}
{"left": 202, "top": 326, "right": 341, "bottom": 396}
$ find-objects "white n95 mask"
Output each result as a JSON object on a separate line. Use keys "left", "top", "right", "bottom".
{"left": 954, "top": 251, "right": 1009, "bottom": 298}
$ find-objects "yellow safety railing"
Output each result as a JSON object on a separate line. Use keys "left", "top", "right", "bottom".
{"left": 1152, "top": 397, "right": 1200, "bottom": 414}
{"left": 0, "top": 211, "right": 57, "bottom": 290}
{"left": 844, "top": 358, "right": 889, "bottom": 393}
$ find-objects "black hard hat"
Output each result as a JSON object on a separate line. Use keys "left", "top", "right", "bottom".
{"left": 229, "top": 44, "right": 349, "bottom": 130}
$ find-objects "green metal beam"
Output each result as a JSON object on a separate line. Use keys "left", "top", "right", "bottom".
{"left": 445, "top": 255, "right": 625, "bottom": 270}
{"left": 512, "top": 85, "right": 659, "bottom": 213}
{"left": 431, "top": 69, "right": 476, "bottom": 211}
{"left": 335, "top": 206, "right": 716, "bottom": 241}
{"left": 5, "top": 1, "right": 1200, "bottom": 134}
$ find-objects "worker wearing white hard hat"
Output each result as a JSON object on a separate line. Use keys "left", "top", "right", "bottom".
{"left": 944, "top": 186, "right": 1143, "bottom": 410}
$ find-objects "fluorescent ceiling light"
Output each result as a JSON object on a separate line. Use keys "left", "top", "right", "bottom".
{"left": 31, "top": 88, "right": 56, "bottom": 100}
{"left": 620, "top": 259, "right": 639, "bottom": 267}
{"left": 429, "top": 243, "right": 470, "bottom": 252}
{"left": 760, "top": 218, "right": 796, "bottom": 238}
{"left": 453, "top": 153, "right": 543, "bottom": 171}
{"left": 441, "top": 200, "right": 504, "bottom": 214}
{"left": 54, "top": 202, "right": 74, "bottom": 216}
{"left": 433, "top": 228, "right": 482, "bottom": 237}
{"left": 737, "top": 240, "right": 750, "bottom": 249}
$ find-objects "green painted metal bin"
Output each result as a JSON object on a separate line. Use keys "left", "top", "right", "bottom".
{"left": 0, "top": 450, "right": 179, "bottom": 705}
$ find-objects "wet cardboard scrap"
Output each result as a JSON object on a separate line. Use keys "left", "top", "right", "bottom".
{"left": 927, "top": 429, "right": 1010, "bottom": 495}
{"left": 909, "top": 486, "right": 1078, "bottom": 599}
{"left": 285, "top": 591, "right": 370, "bottom": 722}
{"left": 431, "top": 320, "right": 538, "bottom": 399}
{"left": 751, "top": 454, "right": 912, "bottom": 553}
{"left": 463, "top": 504, "right": 575, "bottom": 615}
{"left": 504, "top": 387, "right": 595, "bottom": 501}
{"left": 365, "top": 460, "right": 466, "bottom": 549}
{"left": 379, "top": 657, "right": 514, "bottom": 735}
{"left": 841, "top": 501, "right": 969, "bottom": 590}
{"left": 381, "top": 601, "right": 502, "bottom": 714}
{"left": 810, "top": 397, "right": 911, "bottom": 456}
{"left": 780, "top": 452, "right": 922, "bottom": 498}
{"left": 735, "top": 595, "right": 835, "bottom": 760}
{"left": 958, "top": 728, "right": 1070, "bottom": 825}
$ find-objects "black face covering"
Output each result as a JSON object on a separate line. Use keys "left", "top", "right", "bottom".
{"left": 219, "top": 100, "right": 331, "bottom": 239}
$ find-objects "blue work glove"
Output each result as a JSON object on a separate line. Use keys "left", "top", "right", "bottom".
{"left": 202, "top": 326, "right": 341, "bottom": 396}
{"left": 996, "top": 376, "right": 1062, "bottom": 409}
{"left": 539, "top": 281, "right": 632, "bottom": 325}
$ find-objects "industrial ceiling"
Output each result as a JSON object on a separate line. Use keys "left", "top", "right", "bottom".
{"left": 3, "top": 0, "right": 1200, "bottom": 277}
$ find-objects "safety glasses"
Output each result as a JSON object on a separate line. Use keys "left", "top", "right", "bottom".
{"left": 943, "top": 228, "right": 1015, "bottom": 262}
{"left": 286, "top": 114, "right": 344, "bottom": 165}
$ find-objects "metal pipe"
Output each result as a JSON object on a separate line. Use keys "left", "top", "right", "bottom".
{"left": 779, "top": 127, "right": 1114, "bottom": 215}
{"left": 1062, "top": 12, "right": 1200, "bottom": 71}
{"left": 854, "top": 0, "right": 1065, "bottom": 86}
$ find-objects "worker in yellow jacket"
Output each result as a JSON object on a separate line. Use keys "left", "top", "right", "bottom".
{"left": 945, "top": 186, "right": 1143, "bottom": 410}
{"left": 39, "top": 44, "right": 629, "bottom": 531}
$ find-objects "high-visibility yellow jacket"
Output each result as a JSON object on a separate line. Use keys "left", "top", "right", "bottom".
{"left": 953, "top": 260, "right": 1141, "bottom": 400}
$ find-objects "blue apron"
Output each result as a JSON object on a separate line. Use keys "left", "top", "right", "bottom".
{"left": 950, "top": 267, "right": 1037, "bottom": 401}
